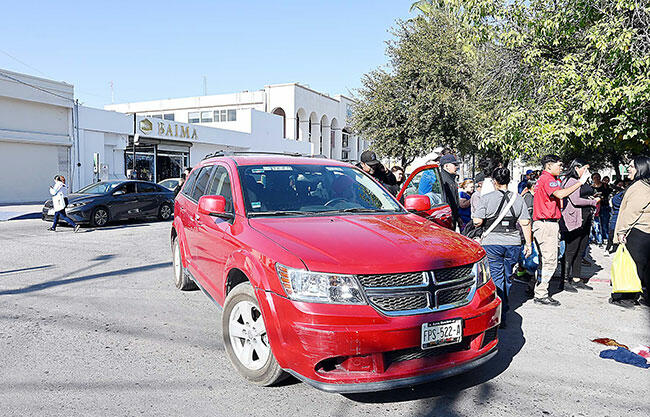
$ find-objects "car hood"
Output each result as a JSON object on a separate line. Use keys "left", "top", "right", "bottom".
{"left": 67, "top": 194, "right": 99, "bottom": 203}
{"left": 249, "top": 213, "right": 485, "bottom": 274}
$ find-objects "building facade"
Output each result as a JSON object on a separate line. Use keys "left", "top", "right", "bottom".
{"left": 0, "top": 69, "right": 311, "bottom": 204}
{"left": 105, "top": 83, "right": 368, "bottom": 161}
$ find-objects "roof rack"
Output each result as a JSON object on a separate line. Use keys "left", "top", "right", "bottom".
{"left": 202, "top": 151, "right": 305, "bottom": 160}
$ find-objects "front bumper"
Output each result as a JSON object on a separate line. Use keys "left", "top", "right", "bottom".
{"left": 256, "top": 280, "right": 501, "bottom": 393}
{"left": 41, "top": 206, "right": 92, "bottom": 224}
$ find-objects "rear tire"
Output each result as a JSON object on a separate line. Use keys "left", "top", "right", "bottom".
{"left": 91, "top": 207, "right": 109, "bottom": 227}
{"left": 173, "top": 237, "right": 197, "bottom": 290}
{"left": 159, "top": 203, "right": 173, "bottom": 221}
{"left": 222, "top": 283, "right": 286, "bottom": 386}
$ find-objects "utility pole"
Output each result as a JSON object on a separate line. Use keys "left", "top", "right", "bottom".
{"left": 203, "top": 76, "right": 207, "bottom": 96}
{"left": 110, "top": 80, "right": 114, "bottom": 104}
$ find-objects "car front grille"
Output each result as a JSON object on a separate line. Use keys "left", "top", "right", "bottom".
{"left": 358, "top": 264, "right": 476, "bottom": 316}
{"left": 384, "top": 338, "right": 471, "bottom": 367}
{"left": 357, "top": 272, "right": 425, "bottom": 288}
{"left": 368, "top": 294, "right": 428, "bottom": 311}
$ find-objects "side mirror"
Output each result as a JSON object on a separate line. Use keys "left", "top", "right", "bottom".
{"left": 113, "top": 190, "right": 125, "bottom": 196}
{"left": 404, "top": 195, "right": 432, "bottom": 212}
{"left": 198, "top": 195, "right": 227, "bottom": 215}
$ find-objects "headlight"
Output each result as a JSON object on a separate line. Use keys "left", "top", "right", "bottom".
{"left": 275, "top": 264, "right": 366, "bottom": 304}
{"left": 473, "top": 256, "right": 491, "bottom": 287}
{"left": 68, "top": 201, "right": 88, "bottom": 208}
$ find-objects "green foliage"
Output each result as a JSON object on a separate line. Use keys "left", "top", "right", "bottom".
{"left": 356, "top": 0, "right": 649, "bottom": 167}
{"left": 352, "top": 10, "right": 482, "bottom": 166}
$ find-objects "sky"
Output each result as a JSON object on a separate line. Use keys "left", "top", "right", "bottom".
{"left": 1, "top": 0, "right": 415, "bottom": 108}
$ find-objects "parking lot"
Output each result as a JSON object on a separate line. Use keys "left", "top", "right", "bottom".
{"left": 1, "top": 218, "right": 648, "bottom": 417}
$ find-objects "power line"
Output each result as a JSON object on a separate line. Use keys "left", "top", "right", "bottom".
{"left": 0, "top": 70, "right": 73, "bottom": 101}
{"left": 0, "top": 48, "right": 49, "bottom": 77}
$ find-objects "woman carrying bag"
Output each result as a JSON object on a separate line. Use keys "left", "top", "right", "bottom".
{"left": 612, "top": 156, "right": 650, "bottom": 307}
{"left": 48, "top": 175, "right": 80, "bottom": 233}
{"left": 559, "top": 160, "right": 599, "bottom": 293}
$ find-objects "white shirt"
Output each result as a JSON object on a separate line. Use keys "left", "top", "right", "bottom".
{"left": 49, "top": 181, "right": 69, "bottom": 197}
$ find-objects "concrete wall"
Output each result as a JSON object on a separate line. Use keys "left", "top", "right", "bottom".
{"left": 0, "top": 70, "right": 74, "bottom": 203}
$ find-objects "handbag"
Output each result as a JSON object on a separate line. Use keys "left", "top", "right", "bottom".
{"left": 611, "top": 245, "right": 642, "bottom": 293}
{"left": 52, "top": 193, "right": 66, "bottom": 212}
{"left": 464, "top": 191, "right": 518, "bottom": 243}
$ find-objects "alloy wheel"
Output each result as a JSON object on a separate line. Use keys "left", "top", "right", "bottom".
{"left": 94, "top": 209, "right": 108, "bottom": 226}
{"left": 160, "top": 204, "right": 172, "bottom": 220}
{"left": 228, "top": 300, "right": 270, "bottom": 371}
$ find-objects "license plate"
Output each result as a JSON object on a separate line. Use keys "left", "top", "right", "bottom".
{"left": 421, "top": 318, "right": 463, "bottom": 350}
{"left": 47, "top": 209, "right": 55, "bottom": 215}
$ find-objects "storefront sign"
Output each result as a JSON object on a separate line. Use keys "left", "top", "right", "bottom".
{"left": 136, "top": 116, "right": 198, "bottom": 141}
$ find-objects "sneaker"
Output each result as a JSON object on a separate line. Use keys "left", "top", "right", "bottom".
{"left": 74, "top": 225, "right": 81, "bottom": 233}
{"left": 47, "top": 227, "right": 55, "bottom": 231}
{"left": 573, "top": 281, "right": 593, "bottom": 291}
{"left": 534, "top": 296, "right": 561, "bottom": 306}
{"left": 608, "top": 297, "right": 636, "bottom": 309}
{"left": 563, "top": 282, "right": 578, "bottom": 293}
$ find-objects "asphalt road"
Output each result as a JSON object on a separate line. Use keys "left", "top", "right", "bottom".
{"left": 1, "top": 218, "right": 648, "bottom": 417}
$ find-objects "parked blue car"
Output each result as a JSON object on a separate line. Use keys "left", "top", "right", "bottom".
{"left": 42, "top": 180, "right": 175, "bottom": 227}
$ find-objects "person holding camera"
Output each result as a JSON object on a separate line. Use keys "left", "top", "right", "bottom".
{"left": 356, "top": 150, "right": 397, "bottom": 189}
{"left": 48, "top": 175, "right": 80, "bottom": 232}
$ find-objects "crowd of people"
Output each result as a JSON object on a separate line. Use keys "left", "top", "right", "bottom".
{"left": 358, "top": 149, "right": 650, "bottom": 324}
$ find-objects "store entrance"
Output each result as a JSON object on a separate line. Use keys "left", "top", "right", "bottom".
{"left": 125, "top": 141, "right": 189, "bottom": 183}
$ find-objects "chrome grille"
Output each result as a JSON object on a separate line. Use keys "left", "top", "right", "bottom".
{"left": 359, "top": 264, "right": 476, "bottom": 316}
{"left": 436, "top": 285, "right": 473, "bottom": 306}
{"left": 357, "top": 272, "right": 425, "bottom": 288}
{"left": 368, "top": 294, "right": 428, "bottom": 311}
{"left": 433, "top": 265, "right": 473, "bottom": 283}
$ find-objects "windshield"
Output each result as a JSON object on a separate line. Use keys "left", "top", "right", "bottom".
{"left": 76, "top": 182, "right": 121, "bottom": 194}
{"left": 238, "top": 164, "right": 403, "bottom": 217}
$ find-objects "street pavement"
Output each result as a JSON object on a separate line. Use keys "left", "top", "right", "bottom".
{"left": 0, "top": 218, "right": 648, "bottom": 417}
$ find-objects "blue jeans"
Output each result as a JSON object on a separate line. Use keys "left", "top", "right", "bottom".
{"left": 52, "top": 210, "right": 77, "bottom": 229}
{"left": 591, "top": 216, "right": 602, "bottom": 244}
{"left": 484, "top": 245, "right": 521, "bottom": 320}
{"left": 599, "top": 206, "right": 611, "bottom": 241}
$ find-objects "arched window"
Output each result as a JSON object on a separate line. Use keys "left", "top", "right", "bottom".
{"left": 272, "top": 107, "right": 286, "bottom": 138}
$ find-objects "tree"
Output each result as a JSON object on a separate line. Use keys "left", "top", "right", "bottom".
{"left": 352, "top": 10, "right": 481, "bottom": 167}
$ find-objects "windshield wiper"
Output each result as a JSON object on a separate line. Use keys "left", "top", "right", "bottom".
{"left": 249, "top": 210, "right": 314, "bottom": 217}
{"left": 320, "top": 207, "right": 397, "bottom": 214}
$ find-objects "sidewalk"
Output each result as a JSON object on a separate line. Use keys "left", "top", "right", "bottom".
{"left": 0, "top": 204, "right": 43, "bottom": 221}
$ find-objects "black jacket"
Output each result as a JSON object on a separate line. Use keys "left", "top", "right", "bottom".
{"left": 356, "top": 162, "right": 397, "bottom": 189}
{"left": 440, "top": 168, "right": 460, "bottom": 224}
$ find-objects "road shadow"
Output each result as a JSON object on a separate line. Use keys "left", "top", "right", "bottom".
{"left": 0, "top": 262, "right": 171, "bottom": 295}
{"left": 344, "top": 285, "right": 527, "bottom": 415}
{"left": 0, "top": 265, "right": 54, "bottom": 276}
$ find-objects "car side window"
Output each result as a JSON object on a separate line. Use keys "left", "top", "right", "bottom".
{"left": 137, "top": 183, "right": 157, "bottom": 193}
{"left": 182, "top": 169, "right": 201, "bottom": 198}
{"left": 404, "top": 168, "right": 444, "bottom": 206}
{"left": 116, "top": 182, "right": 136, "bottom": 194}
{"left": 206, "top": 166, "right": 234, "bottom": 212}
{"left": 190, "top": 166, "right": 215, "bottom": 201}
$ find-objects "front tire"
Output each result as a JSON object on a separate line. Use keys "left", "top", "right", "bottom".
{"left": 173, "top": 237, "right": 197, "bottom": 291}
{"left": 159, "top": 203, "right": 173, "bottom": 221}
{"left": 222, "top": 283, "right": 286, "bottom": 386}
{"left": 91, "top": 207, "right": 109, "bottom": 227}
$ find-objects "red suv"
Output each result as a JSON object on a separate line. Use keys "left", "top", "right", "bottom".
{"left": 171, "top": 154, "right": 501, "bottom": 393}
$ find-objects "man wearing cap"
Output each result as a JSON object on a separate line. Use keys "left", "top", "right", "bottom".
{"left": 518, "top": 169, "right": 534, "bottom": 194}
{"left": 531, "top": 154, "right": 590, "bottom": 306}
{"left": 439, "top": 154, "right": 461, "bottom": 229}
{"left": 356, "top": 150, "right": 398, "bottom": 191}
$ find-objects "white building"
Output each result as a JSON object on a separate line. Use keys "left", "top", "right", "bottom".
{"left": 0, "top": 69, "right": 311, "bottom": 204}
{"left": 105, "top": 83, "right": 369, "bottom": 161}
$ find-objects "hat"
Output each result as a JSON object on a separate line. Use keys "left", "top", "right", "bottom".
{"left": 526, "top": 169, "right": 534, "bottom": 175}
{"left": 439, "top": 154, "right": 460, "bottom": 166}
{"left": 360, "top": 150, "right": 381, "bottom": 166}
